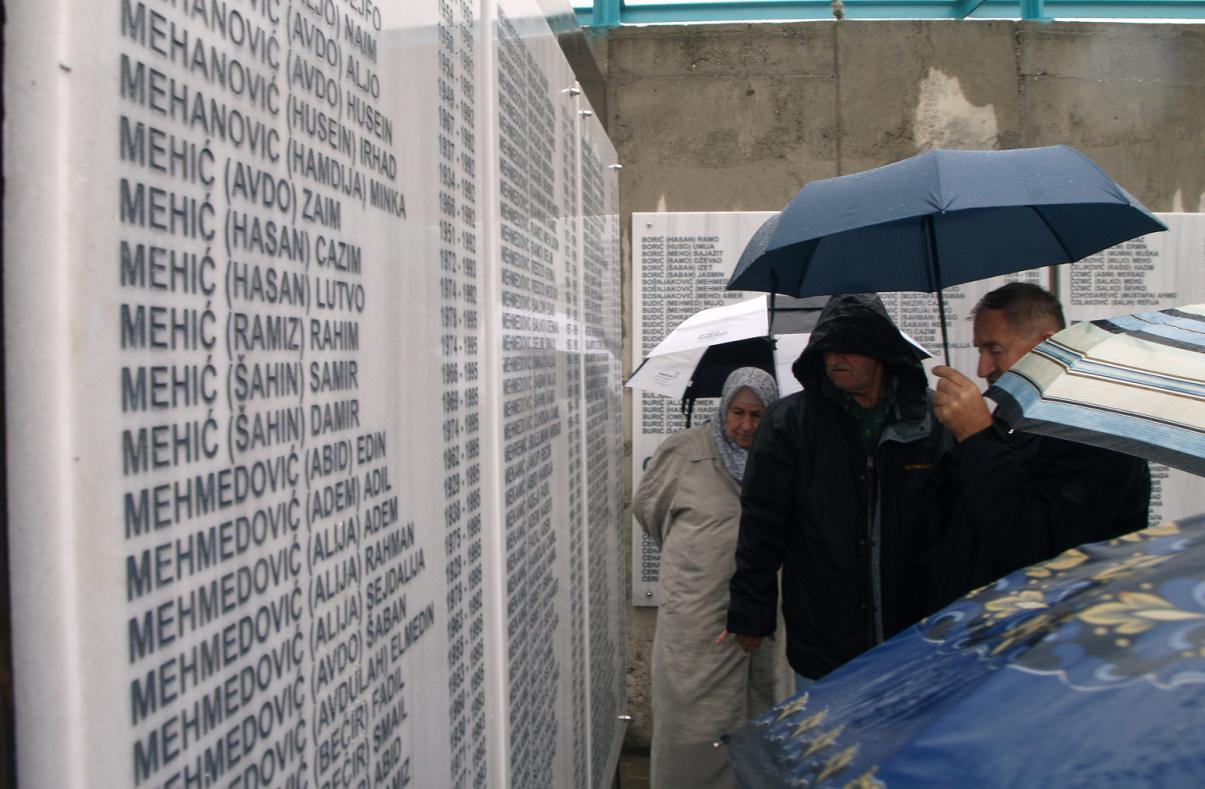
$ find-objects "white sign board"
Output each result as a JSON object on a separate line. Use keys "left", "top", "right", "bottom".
{"left": 632, "top": 211, "right": 1204, "bottom": 606}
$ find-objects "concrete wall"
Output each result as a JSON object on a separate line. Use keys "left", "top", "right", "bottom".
{"left": 601, "top": 19, "right": 1205, "bottom": 751}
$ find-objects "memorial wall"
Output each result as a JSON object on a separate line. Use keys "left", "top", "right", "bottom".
{"left": 2, "top": 2, "right": 625, "bottom": 787}
{"left": 632, "top": 211, "right": 1205, "bottom": 605}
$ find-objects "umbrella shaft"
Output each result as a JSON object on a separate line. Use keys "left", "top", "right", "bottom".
{"left": 937, "top": 289, "right": 951, "bottom": 362}
{"left": 924, "top": 215, "right": 951, "bottom": 361}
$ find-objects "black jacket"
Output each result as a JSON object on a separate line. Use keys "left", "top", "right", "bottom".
{"left": 937, "top": 420, "right": 1152, "bottom": 605}
{"left": 726, "top": 294, "right": 955, "bottom": 680}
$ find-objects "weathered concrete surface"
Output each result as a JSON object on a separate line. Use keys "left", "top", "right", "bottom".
{"left": 837, "top": 21, "right": 1024, "bottom": 171}
{"left": 608, "top": 23, "right": 841, "bottom": 213}
{"left": 603, "top": 19, "right": 1205, "bottom": 752}
{"left": 1017, "top": 23, "right": 1205, "bottom": 212}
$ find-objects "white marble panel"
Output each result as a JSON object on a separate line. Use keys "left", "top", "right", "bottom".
{"left": 4, "top": 1, "right": 465, "bottom": 785}
{"left": 629, "top": 212, "right": 1066, "bottom": 607}
{"left": 578, "top": 99, "right": 627, "bottom": 789}
{"left": 5, "top": 1, "right": 624, "bottom": 787}
{"left": 1056, "top": 213, "right": 1205, "bottom": 525}
{"left": 631, "top": 210, "right": 1205, "bottom": 611}
{"left": 418, "top": 1, "right": 495, "bottom": 786}
{"left": 483, "top": 0, "right": 605, "bottom": 785}
{"left": 878, "top": 265, "right": 1057, "bottom": 376}
{"left": 630, "top": 211, "right": 773, "bottom": 606}
{"left": 628, "top": 213, "right": 1059, "bottom": 607}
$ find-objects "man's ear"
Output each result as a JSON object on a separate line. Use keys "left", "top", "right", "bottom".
{"left": 1034, "top": 321, "right": 1060, "bottom": 343}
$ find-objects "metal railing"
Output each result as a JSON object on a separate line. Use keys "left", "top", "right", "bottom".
{"left": 576, "top": 0, "right": 1205, "bottom": 24}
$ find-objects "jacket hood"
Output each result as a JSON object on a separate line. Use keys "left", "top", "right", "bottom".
{"left": 792, "top": 293, "right": 929, "bottom": 410}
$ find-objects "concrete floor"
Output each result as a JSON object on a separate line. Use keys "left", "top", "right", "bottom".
{"left": 616, "top": 751, "right": 651, "bottom": 789}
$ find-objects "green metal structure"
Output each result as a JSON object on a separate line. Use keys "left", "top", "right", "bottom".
{"left": 577, "top": 0, "right": 1205, "bottom": 24}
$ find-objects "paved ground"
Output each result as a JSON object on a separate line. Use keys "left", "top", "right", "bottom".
{"left": 617, "top": 751, "right": 651, "bottom": 789}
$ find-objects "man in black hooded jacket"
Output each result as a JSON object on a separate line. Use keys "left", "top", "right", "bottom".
{"left": 725, "top": 293, "right": 955, "bottom": 683}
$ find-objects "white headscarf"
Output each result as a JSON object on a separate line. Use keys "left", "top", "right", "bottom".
{"left": 711, "top": 367, "right": 779, "bottom": 482}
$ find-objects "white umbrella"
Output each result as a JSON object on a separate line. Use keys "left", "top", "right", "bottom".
{"left": 626, "top": 295, "right": 822, "bottom": 400}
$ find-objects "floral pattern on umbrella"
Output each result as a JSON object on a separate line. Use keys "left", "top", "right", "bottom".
{"left": 922, "top": 520, "right": 1205, "bottom": 689}
{"left": 726, "top": 514, "right": 1205, "bottom": 788}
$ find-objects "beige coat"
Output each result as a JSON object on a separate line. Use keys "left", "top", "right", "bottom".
{"left": 634, "top": 424, "right": 793, "bottom": 789}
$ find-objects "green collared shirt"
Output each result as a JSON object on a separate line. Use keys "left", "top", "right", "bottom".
{"left": 849, "top": 398, "right": 890, "bottom": 454}
{"left": 844, "top": 378, "right": 896, "bottom": 454}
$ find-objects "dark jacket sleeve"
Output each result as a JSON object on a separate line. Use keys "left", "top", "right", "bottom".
{"left": 726, "top": 395, "right": 800, "bottom": 637}
{"left": 948, "top": 420, "right": 1151, "bottom": 596}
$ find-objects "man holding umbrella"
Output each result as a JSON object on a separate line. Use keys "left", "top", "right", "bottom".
{"left": 932, "top": 282, "right": 1152, "bottom": 602}
{"left": 724, "top": 293, "right": 955, "bottom": 686}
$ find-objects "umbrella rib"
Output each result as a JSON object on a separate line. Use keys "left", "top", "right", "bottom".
{"left": 1127, "top": 312, "right": 1205, "bottom": 337}
{"left": 1017, "top": 385, "right": 1205, "bottom": 435}
{"left": 1029, "top": 206, "right": 1075, "bottom": 261}
{"left": 1006, "top": 368, "right": 1205, "bottom": 432}
{"left": 1035, "top": 341, "right": 1205, "bottom": 389}
{"left": 1056, "top": 369, "right": 1205, "bottom": 403}
{"left": 1031, "top": 342, "right": 1205, "bottom": 395}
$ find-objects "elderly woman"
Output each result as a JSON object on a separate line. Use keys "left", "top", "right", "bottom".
{"left": 634, "top": 367, "right": 793, "bottom": 789}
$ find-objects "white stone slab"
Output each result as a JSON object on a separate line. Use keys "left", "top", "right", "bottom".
{"left": 4, "top": 1, "right": 623, "bottom": 787}
{"left": 1056, "top": 213, "right": 1205, "bottom": 526}
{"left": 482, "top": 0, "right": 621, "bottom": 786}
{"left": 578, "top": 97, "right": 628, "bottom": 789}
{"left": 631, "top": 210, "right": 1205, "bottom": 607}
{"left": 419, "top": 2, "right": 496, "bottom": 786}
{"left": 630, "top": 211, "right": 774, "bottom": 606}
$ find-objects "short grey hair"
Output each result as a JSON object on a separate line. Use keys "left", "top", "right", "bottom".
{"left": 974, "top": 282, "right": 1065, "bottom": 335}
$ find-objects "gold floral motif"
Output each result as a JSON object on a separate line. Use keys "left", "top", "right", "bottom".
{"left": 1079, "top": 592, "right": 1205, "bottom": 636}
{"left": 985, "top": 590, "right": 1049, "bottom": 620}
{"left": 1093, "top": 554, "right": 1172, "bottom": 584}
{"left": 775, "top": 693, "right": 810, "bottom": 722}
{"left": 1026, "top": 549, "right": 1089, "bottom": 579}
{"left": 815, "top": 745, "right": 860, "bottom": 784}
{"left": 792, "top": 710, "right": 830, "bottom": 738}
{"left": 1120, "top": 521, "right": 1180, "bottom": 542}
{"left": 802, "top": 725, "right": 846, "bottom": 758}
{"left": 991, "top": 612, "right": 1052, "bottom": 655}
{"left": 843, "top": 767, "right": 883, "bottom": 789}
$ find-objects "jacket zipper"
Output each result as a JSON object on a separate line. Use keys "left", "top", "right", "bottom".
{"left": 866, "top": 454, "right": 879, "bottom": 646}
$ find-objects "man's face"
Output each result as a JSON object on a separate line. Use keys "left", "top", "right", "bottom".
{"left": 973, "top": 308, "right": 1051, "bottom": 384}
{"left": 823, "top": 352, "right": 885, "bottom": 405}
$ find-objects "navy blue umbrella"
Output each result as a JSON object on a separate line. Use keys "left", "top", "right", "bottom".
{"left": 735, "top": 213, "right": 829, "bottom": 332}
{"left": 727, "top": 145, "right": 1167, "bottom": 357}
{"left": 724, "top": 513, "right": 1205, "bottom": 788}
{"left": 734, "top": 213, "right": 784, "bottom": 279}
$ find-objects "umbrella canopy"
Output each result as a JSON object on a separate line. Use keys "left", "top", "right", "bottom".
{"left": 989, "top": 304, "right": 1205, "bottom": 477}
{"left": 725, "top": 513, "right": 1205, "bottom": 788}
{"left": 626, "top": 294, "right": 824, "bottom": 400}
{"left": 727, "top": 145, "right": 1167, "bottom": 356}
{"left": 733, "top": 212, "right": 784, "bottom": 280}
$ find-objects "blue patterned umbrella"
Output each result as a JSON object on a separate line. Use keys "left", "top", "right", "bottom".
{"left": 990, "top": 304, "right": 1205, "bottom": 477}
{"left": 725, "top": 513, "right": 1205, "bottom": 788}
